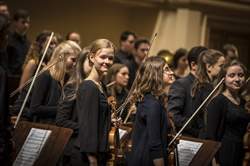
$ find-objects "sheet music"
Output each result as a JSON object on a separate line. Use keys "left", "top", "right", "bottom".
{"left": 13, "top": 128, "right": 52, "bottom": 166}
{"left": 119, "top": 128, "right": 128, "bottom": 140}
{"left": 177, "top": 140, "right": 203, "bottom": 166}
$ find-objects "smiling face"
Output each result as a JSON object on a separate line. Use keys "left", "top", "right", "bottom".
{"left": 90, "top": 48, "right": 114, "bottom": 74}
{"left": 225, "top": 65, "right": 245, "bottom": 93}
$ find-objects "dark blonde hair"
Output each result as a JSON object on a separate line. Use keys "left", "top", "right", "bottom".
{"left": 88, "top": 39, "right": 116, "bottom": 66}
{"left": 192, "top": 49, "right": 224, "bottom": 97}
{"left": 132, "top": 56, "right": 167, "bottom": 102}
{"left": 47, "top": 40, "right": 81, "bottom": 84}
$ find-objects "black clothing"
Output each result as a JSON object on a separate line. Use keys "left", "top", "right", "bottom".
{"left": 192, "top": 82, "right": 213, "bottom": 138}
{"left": 29, "top": 70, "right": 61, "bottom": 123}
{"left": 0, "top": 49, "right": 12, "bottom": 165}
{"left": 129, "top": 94, "right": 168, "bottom": 166}
{"left": 114, "top": 50, "right": 137, "bottom": 88}
{"left": 7, "top": 32, "right": 30, "bottom": 75}
{"left": 167, "top": 73, "right": 196, "bottom": 136}
{"left": 207, "top": 94, "right": 250, "bottom": 166}
{"left": 75, "top": 80, "right": 111, "bottom": 164}
{"left": 56, "top": 83, "right": 81, "bottom": 166}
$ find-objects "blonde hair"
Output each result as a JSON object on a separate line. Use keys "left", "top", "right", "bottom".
{"left": 88, "top": 39, "right": 116, "bottom": 65}
{"left": 47, "top": 40, "right": 81, "bottom": 84}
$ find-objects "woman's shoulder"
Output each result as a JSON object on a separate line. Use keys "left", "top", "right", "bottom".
{"left": 79, "top": 80, "right": 99, "bottom": 92}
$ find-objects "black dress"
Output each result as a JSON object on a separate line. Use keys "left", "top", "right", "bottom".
{"left": 56, "top": 83, "right": 83, "bottom": 166}
{"left": 75, "top": 80, "right": 111, "bottom": 165}
{"left": 207, "top": 94, "right": 250, "bottom": 166}
{"left": 192, "top": 82, "right": 213, "bottom": 138}
{"left": 29, "top": 70, "right": 61, "bottom": 124}
{"left": 129, "top": 94, "right": 168, "bottom": 166}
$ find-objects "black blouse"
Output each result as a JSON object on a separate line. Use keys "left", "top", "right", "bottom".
{"left": 29, "top": 70, "right": 61, "bottom": 123}
{"left": 76, "top": 80, "right": 111, "bottom": 153}
{"left": 130, "top": 94, "right": 168, "bottom": 166}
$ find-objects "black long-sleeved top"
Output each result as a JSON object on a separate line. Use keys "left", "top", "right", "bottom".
{"left": 129, "top": 94, "right": 168, "bottom": 166}
{"left": 7, "top": 32, "right": 30, "bottom": 75}
{"left": 75, "top": 80, "right": 111, "bottom": 153}
{"left": 167, "top": 73, "right": 195, "bottom": 136}
{"left": 192, "top": 82, "right": 213, "bottom": 138}
{"left": 56, "top": 83, "right": 78, "bottom": 133}
{"left": 29, "top": 70, "right": 61, "bottom": 123}
{"left": 207, "top": 94, "right": 250, "bottom": 166}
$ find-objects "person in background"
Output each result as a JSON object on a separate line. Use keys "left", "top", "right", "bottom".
{"left": 221, "top": 43, "right": 239, "bottom": 63}
{"left": 167, "top": 46, "right": 208, "bottom": 136}
{"left": 105, "top": 63, "right": 129, "bottom": 120}
{"left": 19, "top": 30, "right": 59, "bottom": 88}
{"left": 133, "top": 38, "right": 150, "bottom": 67}
{"left": 7, "top": 9, "right": 30, "bottom": 76}
{"left": 172, "top": 48, "right": 189, "bottom": 79}
{"left": 0, "top": 1, "right": 9, "bottom": 17}
{"left": 0, "top": 13, "right": 11, "bottom": 166}
{"left": 66, "top": 31, "right": 81, "bottom": 46}
{"left": 114, "top": 30, "right": 136, "bottom": 88}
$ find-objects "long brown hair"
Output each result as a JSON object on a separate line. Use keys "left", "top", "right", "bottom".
{"left": 192, "top": 49, "right": 224, "bottom": 97}
{"left": 132, "top": 56, "right": 167, "bottom": 103}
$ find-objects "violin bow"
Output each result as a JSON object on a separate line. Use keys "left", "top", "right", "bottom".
{"left": 14, "top": 32, "right": 54, "bottom": 128}
{"left": 168, "top": 77, "right": 225, "bottom": 147}
{"left": 117, "top": 33, "right": 158, "bottom": 121}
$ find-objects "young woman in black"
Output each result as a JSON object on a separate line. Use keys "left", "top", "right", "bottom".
{"left": 76, "top": 39, "right": 115, "bottom": 166}
{"left": 191, "top": 49, "right": 225, "bottom": 138}
{"left": 29, "top": 40, "right": 81, "bottom": 124}
{"left": 129, "top": 56, "right": 174, "bottom": 166}
{"left": 55, "top": 48, "right": 91, "bottom": 166}
{"left": 207, "top": 60, "right": 250, "bottom": 166}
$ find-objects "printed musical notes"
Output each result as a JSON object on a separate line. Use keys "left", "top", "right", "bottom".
{"left": 13, "top": 128, "right": 51, "bottom": 166}
{"left": 177, "top": 140, "right": 203, "bottom": 166}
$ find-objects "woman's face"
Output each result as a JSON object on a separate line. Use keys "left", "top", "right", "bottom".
{"left": 83, "top": 58, "right": 92, "bottom": 76}
{"left": 115, "top": 66, "right": 129, "bottom": 87}
{"left": 178, "top": 55, "right": 188, "bottom": 70}
{"left": 225, "top": 65, "right": 245, "bottom": 93}
{"left": 65, "top": 52, "right": 78, "bottom": 73}
{"left": 208, "top": 56, "right": 225, "bottom": 79}
{"left": 163, "top": 64, "right": 175, "bottom": 85}
{"left": 90, "top": 48, "right": 114, "bottom": 74}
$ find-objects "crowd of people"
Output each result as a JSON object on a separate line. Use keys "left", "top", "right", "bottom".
{"left": 0, "top": 1, "right": 250, "bottom": 166}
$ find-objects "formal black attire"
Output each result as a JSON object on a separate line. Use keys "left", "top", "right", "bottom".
{"left": 192, "top": 82, "right": 213, "bottom": 138}
{"left": 75, "top": 80, "right": 111, "bottom": 165}
{"left": 129, "top": 94, "right": 168, "bottom": 166}
{"left": 0, "top": 49, "right": 12, "bottom": 166}
{"left": 56, "top": 83, "right": 83, "bottom": 166}
{"left": 7, "top": 32, "right": 30, "bottom": 75}
{"left": 167, "top": 73, "right": 196, "bottom": 136}
{"left": 207, "top": 94, "right": 250, "bottom": 166}
{"left": 29, "top": 70, "right": 61, "bottom": 124}
{"left": 114, "top": 50, "right": 137, "bottom": 88}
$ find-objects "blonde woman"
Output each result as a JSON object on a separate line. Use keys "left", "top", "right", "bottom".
{"left": 75, "top": 39, "right": 115, "bottom": 165}
{"left": 29, "top": 40, "right": 81, "bottom": 124}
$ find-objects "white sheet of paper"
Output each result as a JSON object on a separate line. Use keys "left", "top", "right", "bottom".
{"left": 177, "top": 139, "right": 203, "bottom": 166}
{"left": 13, "top": 128, "right": 52, "bottom": 166}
